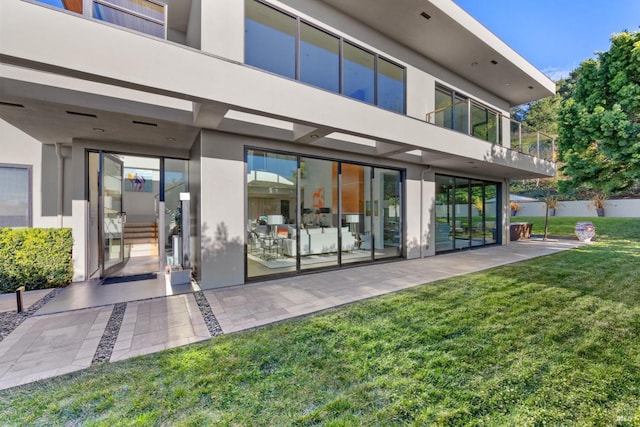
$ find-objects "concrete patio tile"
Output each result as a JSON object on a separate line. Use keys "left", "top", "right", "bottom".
{"left": 0, "top": 361, "right": 13, "bottom": 378}
{"left": 71, "top": 356, "right": 94, "bottom": 367}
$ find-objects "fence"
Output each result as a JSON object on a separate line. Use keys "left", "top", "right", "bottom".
{"left": 514, "top": 199, "right": 640, "bottom": 218}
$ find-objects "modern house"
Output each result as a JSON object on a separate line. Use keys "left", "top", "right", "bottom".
{"left": 0, "top": 0, "right": 556, "bottom": 289}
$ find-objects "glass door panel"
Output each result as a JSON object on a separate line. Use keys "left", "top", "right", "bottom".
{"left": 435, "top": 175, "right": 454, "bottom": 252}
{"left": 101, "top": 153, "right": 126, "bottom": 277}
{"left": 454, "top": 177, "right": 470, "bottom": 250}
{"left": 374, "top": 168, "right": 402, "bottom": 260}
{"left": 246, "top": 150, "right": 298, "bottom": 279}
{"left": 300, "top": 157, "right": 339, "bottom": 271}
{"left": 471, "top": 180, "right": 485, "bottom": 247}
{"left": 341, "top": 163, "right": 372, "bottom": 265}
{"left": 485, "top": 184, "right": 498, "bottom": 244}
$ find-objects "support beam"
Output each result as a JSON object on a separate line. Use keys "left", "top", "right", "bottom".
{"left": 376, "top": 141, "right": 411, "bottom": 156}
{"left": 292, "top": 125, "right": 332, "bottom": 144}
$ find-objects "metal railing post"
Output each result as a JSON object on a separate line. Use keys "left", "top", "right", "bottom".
{"left": 466, "top": 99, "right": 471, "bottom": 136}
{"left": 518, "top": 122, "right": 522, "bottom": 152}
{"left": 536, "top": 132, "right": 540, "bottom": 158}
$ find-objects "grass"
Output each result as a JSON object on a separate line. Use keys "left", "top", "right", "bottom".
{"left": 1, "top": 218, "right": 639, "bottom": 425}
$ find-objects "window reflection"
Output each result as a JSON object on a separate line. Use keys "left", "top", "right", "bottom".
{"left": 343, "top": 42, "right": 375, "bottom": 104}
{"left": 377, "top": 58, "right": 405, "bottom": 114}
{"left": 300, "top": 23, "right": 339, "bottom": 92}
{"left": 245, "top": 0, "right": 296, "bottom": 79}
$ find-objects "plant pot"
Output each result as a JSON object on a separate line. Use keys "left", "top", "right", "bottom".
{"left": 511, "top": 209, "right": 517, "bottom": 216}
{"left": 596, "top": 207, "right": 604, "bottom": 217}
{"left": 549, "top": 208, "right": 556, "bottom": 216}
{"left": 575, "top": 222, "right": 595, "bottom": 243}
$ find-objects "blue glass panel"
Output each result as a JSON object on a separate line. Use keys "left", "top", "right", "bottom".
{"left": 377, "top": 58, "right": 405, "bottom": 114}
{"left": 36, "top": 0, "right": 66, "bottom": 8}
{"left": 299, "top": 23, "right": 339, "bottom": 92}
{"left": 343, "top": 43, "right": 374, "bottom": 103}
{"left": 245, "top": 1, "right": 296, "bottom": 79}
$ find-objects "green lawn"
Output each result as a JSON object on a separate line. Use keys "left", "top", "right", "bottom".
{"left": 1, "top": 218, "right": 639, "bottom": 425}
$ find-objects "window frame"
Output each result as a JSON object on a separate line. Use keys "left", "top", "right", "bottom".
{"left": 0, "top": 163, "right": 33, "bottom": 228}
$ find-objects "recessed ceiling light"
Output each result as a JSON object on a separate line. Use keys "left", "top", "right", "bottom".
{"left": 420, "top": 11, "right": 431, "bottom": 20}
{"left": 310, "top": 135, "right": 319, "bottom": 139}
{"left": 528, "top": 85, "right": 534, "bottom": 89}
{"left": 166, "top": 137, "right": 176, "bottom": 142}
{"left": 471, "top": 61, "right": 478, "bottom": 67}
{"left": 92, "top": 128, "right": 104, "bottom": 133}
{"left": 0, "top": 101, "right": 25, "bottom": 108}
{"left": 490, "top": 60, "right": 498, "bottom": 65}
{"left": 132, "top": 120, "right": 157, "bottom": 127}
{"left": 67, "top": 110, "right": 97, "bottom": 118}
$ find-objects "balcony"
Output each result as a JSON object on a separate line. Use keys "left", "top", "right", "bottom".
{"left": 30, "top": 0, "right": 167, "bottom": 39}
{"left": 426, "top": 99, "right": 556, "bottom": 162}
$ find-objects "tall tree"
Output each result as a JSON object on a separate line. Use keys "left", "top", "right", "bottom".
{"left": 557, "top": 31, "right": 640, "bottom": 194}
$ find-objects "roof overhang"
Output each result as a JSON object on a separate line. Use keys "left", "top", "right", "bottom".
{"left": 319, "top": 0, "right": 555, "bottom": 106}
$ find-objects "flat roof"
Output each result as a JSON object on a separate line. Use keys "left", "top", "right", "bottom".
{"left": 320, "top": 0, "right": 555, "bottom": 106}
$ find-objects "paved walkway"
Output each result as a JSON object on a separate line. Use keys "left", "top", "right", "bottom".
{"left": 0, "top": 239, "right": 584, "bottom": 390}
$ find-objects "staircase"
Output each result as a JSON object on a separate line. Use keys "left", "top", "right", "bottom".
{"left": 124, "top": 222, "right": 159, "bottom": 257}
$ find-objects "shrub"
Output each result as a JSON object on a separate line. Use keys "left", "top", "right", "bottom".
{"left": 0, "top": 228, "right": 73, "bottom": 293}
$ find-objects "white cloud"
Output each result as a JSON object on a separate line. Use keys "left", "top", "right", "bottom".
{"left": 542, "top": 66, "right": 576, "bottom": 81}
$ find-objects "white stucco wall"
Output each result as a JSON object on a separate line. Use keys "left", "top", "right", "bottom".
{"left": 198, "top": 131, "right": 246, "bottom": 288}
{"left": 516, "top": 200, "right": 640, "bottom": 218}
{"left": 1, "top": 119, "right": 70, "bottom": 228}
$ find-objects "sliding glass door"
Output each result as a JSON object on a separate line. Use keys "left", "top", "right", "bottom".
{"left": 435, "top": 174, "right": 501, "bottom": 253}
{"left": 246, "top": 149, "right": 403, "bottom": 280}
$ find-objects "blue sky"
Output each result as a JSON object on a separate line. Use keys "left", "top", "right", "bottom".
{"left": 453, "top": 0, "right": 640, "bottom": 80}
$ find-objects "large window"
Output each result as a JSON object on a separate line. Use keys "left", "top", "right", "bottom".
{"left": 0, "top": 165, "right": 31, "bottom": 227}
{"left": 246, "top": 149, "right": 403, "bottom": 279}
{"left": 244, "top": 0, "right": 406, "bottom": 114}
{"left": 435, "top": 174, "right": 500, "bottom": 253}
{"left": 35, "top": 0, "right": 167, "bottom": 38}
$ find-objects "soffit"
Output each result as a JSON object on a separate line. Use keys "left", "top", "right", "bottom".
{"left": 319, "top": 0, "right": 555, "bottom": 106}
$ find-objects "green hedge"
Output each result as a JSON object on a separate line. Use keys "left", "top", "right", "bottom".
{"left": 0, "top": 228, "right": 73, "bottom": 294}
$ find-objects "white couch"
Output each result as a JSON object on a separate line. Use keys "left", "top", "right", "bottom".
{"left": 282, "top": 227, "right": 357, "bottom": 256}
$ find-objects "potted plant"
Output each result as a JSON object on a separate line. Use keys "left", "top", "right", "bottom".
{"left": 591, "top": 192, "right": 607, "bottom": 217}
{"left": 510, "top": 201, "right": 521, "bottom": 216}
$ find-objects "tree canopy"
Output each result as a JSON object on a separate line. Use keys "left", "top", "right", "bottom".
{"left": 557, "top": 31, "right": 640, "bottom": 194}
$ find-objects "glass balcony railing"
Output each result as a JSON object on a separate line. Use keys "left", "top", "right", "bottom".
{"left": 32, "top": 0, "right": 167, "bottom": 39}
{"left": 426, "top": 99, "right": 556, "bottom": 162}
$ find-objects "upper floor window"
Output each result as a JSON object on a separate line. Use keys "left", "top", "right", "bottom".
{"left": 244, "top": 0, "right": 406, "bottom": 114}
{"left": 0, "top": 165, "right": 32, "bottom": 228}
{"left": 245, "top": 0, "right": 296, "bottom": 79}
{"left": 33, "top": 0, "right": 167, "bottom": 39}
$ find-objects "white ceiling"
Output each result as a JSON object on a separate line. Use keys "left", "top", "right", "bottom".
{"left": 319, "top": 0, "right": 555, "bottom": 106}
